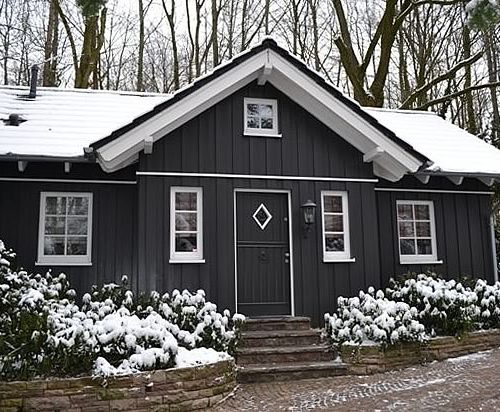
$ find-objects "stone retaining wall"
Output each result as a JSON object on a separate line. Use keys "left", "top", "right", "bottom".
{"left": 340, "top": 329, "right": 500, "bottom": 375}
{"left": 0, "top": 359, "right": 236, "bottom": 412}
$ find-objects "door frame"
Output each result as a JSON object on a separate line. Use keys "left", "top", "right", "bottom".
{"left": 233, "top": 188, "right": 295, "bottom": 316}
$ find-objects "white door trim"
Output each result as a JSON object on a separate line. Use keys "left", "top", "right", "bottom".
{"left": 233, "top": 188, "right": 295, "bottom": 316}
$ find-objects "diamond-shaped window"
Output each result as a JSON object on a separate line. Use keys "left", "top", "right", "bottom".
{"left": 253, "top": 203, "right": 272, "bottom": 230}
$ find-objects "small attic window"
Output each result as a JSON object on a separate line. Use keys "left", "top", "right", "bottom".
{"left": 244, "top": 98, "right": 279, "bottom": 137}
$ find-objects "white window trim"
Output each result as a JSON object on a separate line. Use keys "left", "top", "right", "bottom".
{"left": 169, "top": 187, "right": 204, "bottom": 263}
{"left": 37, "top": 192, "right": 93, "bottom": 266}
{"left": 396, "top": 200, "right": 439, "bottom": 264}
{"left": 243, "top": 97, "right": 279, "bottom": 136}
{"left": 321, "top": 191, "right": 352, "bottom": 262}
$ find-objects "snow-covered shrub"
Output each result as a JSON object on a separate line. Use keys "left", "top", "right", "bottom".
{"left": 324, "top": 287, "right": 426, "bottom": 346}
{"left": 474, "top": 279, "right": 500, "bottom": 329}
{"left": 386, "top": 274, "right": 478, "bottom": 337}
{"left": 0, "top": 239, "right": 244, "bottom": 380}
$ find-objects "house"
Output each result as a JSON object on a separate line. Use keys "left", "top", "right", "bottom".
{"left": 1, "top": 39, "right": 500, "bottom": 325}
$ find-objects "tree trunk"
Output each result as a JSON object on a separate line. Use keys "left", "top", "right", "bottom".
{"left": 463, "top": 24, "right": 477, "bottom": 135}
{"left": 43, "top": 0, "right": 59, "bottom": 87}
{"left": 137, "top": 0, "right": 145, "bottom": 91}
{"left": 211, "top": 0, "right": 219, "bottom": 67}
{"left": 484, "top": 29, "right": 500, "bottom": 146}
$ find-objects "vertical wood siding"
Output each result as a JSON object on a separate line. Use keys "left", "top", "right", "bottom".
{"left": 376, "top": 176, "right": 495, "bottom": 284}
{"left": 0, "top": 177, "right": 137, "bottom": 295}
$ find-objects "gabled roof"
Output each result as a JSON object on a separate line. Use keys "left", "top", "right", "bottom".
{"left": 1, "top": 38, "right": 500, "bottom": 184}
{"left": 0, "top": 86, "right": 167, "bottom": 160}
{"left": 89, "top": 39, "right": 427, "bottom": 180}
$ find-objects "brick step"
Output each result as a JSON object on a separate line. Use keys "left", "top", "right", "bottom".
{"left": 236, "top": 344, "right": 333, "bottom": 365}
{"left": 243, "top": 316, "right": 311, "bottom": 332}
{"left": 241, "top": 329, "right": 322, "bottom": 347}
{"left": 237, "top": 361, "right": 348, "bottom": 383}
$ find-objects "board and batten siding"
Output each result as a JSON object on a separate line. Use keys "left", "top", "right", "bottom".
{"left": 376, "top": 176, "right": 495, "bottom": 285}
{"left": 137, "top": 80, "right": 381, "bottom": 325}
{"left": 0, "top": 162, "right": 138, "bottom": 295}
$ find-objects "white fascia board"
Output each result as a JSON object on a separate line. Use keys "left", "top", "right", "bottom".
{"left": 97, "top": 52, "right": 267, "bottom": 172}
{"left": 268, "top": 52, "right": 423, "bottom": 174}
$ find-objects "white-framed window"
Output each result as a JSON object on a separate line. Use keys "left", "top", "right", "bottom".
{"left": 321, "top": 191, "right": 351, "bottom": 262}
{"left": 244, "top": 97, "right": 279, "bottom": 136}
{"left": 37, "top": 192, "right": 93, "bottom": 265}
{"left": 170, "top": 187, "right": 204, "bottom": 263}
{"left": 396, "top": 200, "right": 438, "bottom": 264}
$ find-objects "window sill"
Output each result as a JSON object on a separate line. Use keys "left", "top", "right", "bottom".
{"left": 400, "top": 259, "right": 443, "bottom": 265}
{"left": 243, "top": 131, "right": 282, "bottom": 138}
{"left": 169, "top": 259, "right": 206, "bottom": 264}
{"left": 323, "top": 257, "right": 356, "bottom": 263}
{"left": 35, "top": 261, "right": 92, "bottom": 267}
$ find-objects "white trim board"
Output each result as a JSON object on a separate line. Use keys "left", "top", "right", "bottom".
{"left": 96, "top": 47, "right": 423, "bottom": 180}
{"left": 137, "top": 171, "right": 378, "bottom": 183}
{"left": 233, "top": 188, "right": 295, "bottom": 317}
{"left": 375, "top": 187, "right": 494, "bottom": 195}
{"left": 0, "top": 177, "right": 136, "bottom": 185}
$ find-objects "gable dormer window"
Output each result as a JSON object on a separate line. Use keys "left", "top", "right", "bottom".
{"left": 244, "top": 98, "right": 279, "bottom": 136}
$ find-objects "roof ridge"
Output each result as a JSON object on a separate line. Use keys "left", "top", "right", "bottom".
{"left": 364, "top": 107, "right": 437, "bottom": 116}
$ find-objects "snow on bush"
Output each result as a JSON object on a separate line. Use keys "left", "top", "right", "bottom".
{"left": 0, "top": 239, "right": 244, "bottom": 381}
{"left": 324, "top": 287, "right": 426, "bottom": 346}
{"left": 325, "top": 273, "right": 500, "bottom": 347}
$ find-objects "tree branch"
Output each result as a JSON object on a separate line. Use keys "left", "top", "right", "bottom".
{"left": 414, "top": 81, "right": 500, "bottom": 110}
{"left": 400, "top": 51, "right": 483, "bottom": 108}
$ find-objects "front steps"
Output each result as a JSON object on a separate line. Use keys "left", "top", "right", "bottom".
{"left": 236, "top": 316, "right": 348, "bottom": 383}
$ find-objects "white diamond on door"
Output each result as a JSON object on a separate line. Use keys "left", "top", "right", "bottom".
{"left": 253, "top": 203, "right": 273, "bottom": 230}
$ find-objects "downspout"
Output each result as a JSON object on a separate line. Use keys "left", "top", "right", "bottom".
{"left": 491, "top": 208, "right": 499, "bottom": 283}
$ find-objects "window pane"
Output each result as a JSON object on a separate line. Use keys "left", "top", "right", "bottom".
{"left": 247, "top": 116, "right": 259, "bottom": 129}
{"left": 415, "top": 205, "right": 430, "bottom": 220}
{"left": 175, "top": 234, "right": 197, "bottom": 252}
{"left": 45, "top": 197, "right": 66, "bottom": 215}
{"left": 417, "top": 239, "right": 433, "bottom": 255}
{"left": 325, "top": 215, "right": 343, "bottom": 232}
{"left": 400, "top": 239, "right": 416, "bottom": 255}
{"left": 67, "top": 217, "right": 88, "bottom": 235}
{"left": 175, "top": 192, "right": 197, "bottom": 211}
{"left": 45, "top": 217, "right": 66, "bottom": 235}
{"left": 324, "top": 196, "right": 342, "bottom": 213}
{"left": 67, "top": 197, "right": 88, "bottom": 215}
{"left": 175, "top": 212, "right": 197, "bottom": 231}
{"left": 325, "top": 234, "right": 344, "bottom": 252}
{"left": 260, "top": 104, "right": 273, "bottom": 117}
{"left": 247, "top": 103, "right": 259, "bottom": 116}
{"left": 397, "top": 204, "right": 413, "bottom": 220}
{"left": 66, "top": 237, "right": 87, "bottom": 255}
{"left": 398, "top": 221, "right": 414, "bottom": 237}
{"left": 416, "top": 222, "right": 431, "bottom": 237}
{"left": 260, "top": 117, "right": 273, "bottom": 129}
{"left": 44, "top": 236, "right": 65, "bottom": 255}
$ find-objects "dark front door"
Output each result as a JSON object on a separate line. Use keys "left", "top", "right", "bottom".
{"left": 236, "top": 191, "right": 291, "bottom": 316}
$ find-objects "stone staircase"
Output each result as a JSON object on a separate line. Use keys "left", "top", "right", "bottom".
{"left": 236, "top": 316, "right": 348, "bottom": 383}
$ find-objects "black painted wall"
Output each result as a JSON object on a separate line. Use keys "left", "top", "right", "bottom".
{"left": 0, "top": 162, "right": 138, "bottom": 295}
{"left": 137, "top": 81, "right": 381, "bottom": 324}
{"left": 376, "top": 176, "right": 495, "bottom": 284}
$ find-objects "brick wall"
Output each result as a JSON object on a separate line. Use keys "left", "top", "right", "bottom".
{"left": 340, "top": 329, "right": 500, "bottom": 375}
{"left": 0, "top": 359, "right": 236, "bottom": 412}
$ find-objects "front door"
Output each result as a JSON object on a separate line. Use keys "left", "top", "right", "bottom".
{"left": 236, "top": 191, "right": 291, "bottom": 316}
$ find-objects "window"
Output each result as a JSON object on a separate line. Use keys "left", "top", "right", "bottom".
{"left": 170, "top": 187, "right": 204, "bottom": 263}
{"left": 321, "top": 191, "right": 351, "bottom": 262}
{"left": 244, "top": 97, "right": 279, "bottom": 136}
{"left": 396, "top": 200, "right": 438, "bottom": 264}
{"left": 37, "top": 192, "right": 92, "bottom": 265}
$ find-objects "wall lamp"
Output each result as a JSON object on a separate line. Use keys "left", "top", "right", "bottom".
{"left": 301, "top": 200, "right": 317, "bottom": 237}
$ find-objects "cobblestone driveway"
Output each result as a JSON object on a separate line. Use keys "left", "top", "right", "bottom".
{"left": 211, "top": 349, "right": 500, "bottom": 411}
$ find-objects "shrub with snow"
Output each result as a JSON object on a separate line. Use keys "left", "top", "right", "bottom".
{"left": 324, "top": 287, "right": 426, "bottom": 346}
{"left": 324, "top": 273, "right": 500, "bottom": 347}
{"left": 0, "top": 239, "right": 244, "bottom": 381}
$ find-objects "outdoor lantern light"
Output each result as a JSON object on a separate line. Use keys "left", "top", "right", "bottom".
{"left": 301, "top": 200, "right": 317, "bottom": 237}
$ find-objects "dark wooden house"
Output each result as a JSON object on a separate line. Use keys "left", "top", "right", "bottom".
{"left": 1, "top": 39, "right": 499, "bottom": 324}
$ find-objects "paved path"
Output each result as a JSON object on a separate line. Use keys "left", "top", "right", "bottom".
{"left": 211, "top": 348, "right": 500, "bottom": 411}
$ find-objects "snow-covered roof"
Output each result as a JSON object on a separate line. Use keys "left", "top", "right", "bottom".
{"left": 0, "top": 86, "right": 168, "bottom": 159}
{"left": 365, "top": 108, "right": 500, "bottom": 176}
